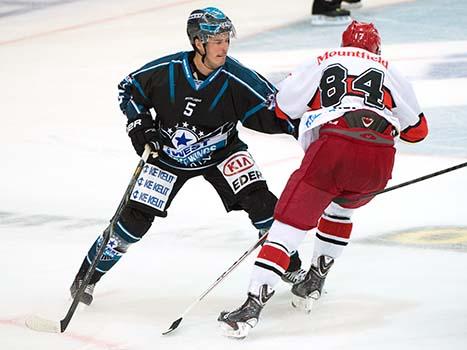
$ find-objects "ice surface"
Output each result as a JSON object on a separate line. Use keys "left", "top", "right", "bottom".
{"left": 1, "top": 1, "right": 466, "bottom": 349}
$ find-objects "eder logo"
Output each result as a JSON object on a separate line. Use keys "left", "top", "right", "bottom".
{"left": 217, "top": 151, "right": 263, "bottom": 194}
{"left": 223, "top": 152, "right": 254, "bottom": 176}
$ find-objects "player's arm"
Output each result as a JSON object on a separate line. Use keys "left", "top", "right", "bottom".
{"left": 118, "top": 70, "right": 153, "bottom": 121}
{"left": 275, "top": 59, "right": 321, "bottom": 120}
{"left": 118, "top": 66, "right": 159, "bottom": 155}
{"left": 400, "top": 112, "right": 428, "bottom": 143}
{"left": 239, "top": 91, "right": 298, "bottom": 136}
{"left": 232, "top": 69, "right": 297, "bottom": 136}
{"left": 242, "top": 59, "right": 321, "bottom": 137}
{"left": 390, "top": 66, "right": 429, "bottom": 143}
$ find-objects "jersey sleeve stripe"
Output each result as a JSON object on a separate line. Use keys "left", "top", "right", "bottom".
{"left": 221, "top": 69, "right": 267, "bottom": 102}
{"left": 169, "top": 62, "right": 175, "bottom": 104}
{"left": 133, "top": 60, "right": 178, "bottom": 76}
{"left": 131, "top": 78, "right": 149, "bottom": 101}
{"left": 242, "top": 102, "right": 265, "bottom": 123}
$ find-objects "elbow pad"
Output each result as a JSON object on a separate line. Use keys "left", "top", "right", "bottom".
{"left": 400, "top": 113, "right": 428, "bottom": 143}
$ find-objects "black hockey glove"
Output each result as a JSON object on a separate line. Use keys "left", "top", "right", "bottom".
{"left": 126, "top": 114, "right": 160, "bottom": 156}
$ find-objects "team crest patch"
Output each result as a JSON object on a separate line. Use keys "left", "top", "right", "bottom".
{"left": 362, "top": 116, "right": 374, "bottom": 128}
{"left": 218, "top": 151, "right": 263, "bottom": 193}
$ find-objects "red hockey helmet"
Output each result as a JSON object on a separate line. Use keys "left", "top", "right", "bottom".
{"left": 342, "top": 20, "right": 381, "bottom": 54}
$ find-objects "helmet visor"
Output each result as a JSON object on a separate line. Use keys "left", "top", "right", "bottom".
{"left": 198, "top": 22, "right": 236, "bottom": 43}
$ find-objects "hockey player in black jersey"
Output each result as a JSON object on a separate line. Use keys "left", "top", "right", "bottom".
{"left": 69, "top": 7, "right": 305, "bottom": 305}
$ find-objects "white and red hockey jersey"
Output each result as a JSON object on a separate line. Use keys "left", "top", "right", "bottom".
{"left": 275, "top": 47, "right": 428, "bottom": 150}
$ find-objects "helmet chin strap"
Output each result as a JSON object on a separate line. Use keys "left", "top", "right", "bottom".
{"left": 192, "top": 39, "right": 209, "bottom": 67}
{"left": 199, "top": 43, "right": 218, "bottom": 71}
{"left": 201, "top": 43, "right": 208, "bottom": 65}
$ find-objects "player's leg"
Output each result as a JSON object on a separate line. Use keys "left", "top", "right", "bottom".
{"left": 291, "top": 201, "right": 353, "bottom": 311}
{"left": 234, "top": 186, "right": 306, "bottom": 283}
{"left": 205, "top": 150, "right": 305, "bottom": 280}
{"left": 311, "top": 0, "right": 351, "bottom": 26}
{"left": 341, "top": 0, "right": 363, "bottom": 10}
{"left": 218, "top": 140, "right": 337, "bottom": 337}
{"left": 70, "top": 206, "right": 155, "bottom": 305}
{"left": 218, "top": 220, "right": 308, "bottom": 338}
{"left": 70, "top": 160, "right": 188, "bottom": 305}
{"left": 292, "top": 135, "right": 396, "bottom": 310}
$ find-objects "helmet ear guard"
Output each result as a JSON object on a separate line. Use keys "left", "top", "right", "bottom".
{"left": 341, "top": 20, "right": 381, "bottom": 55}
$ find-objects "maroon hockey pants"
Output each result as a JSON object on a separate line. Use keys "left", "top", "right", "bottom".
{"left": 274, "top": 128, "right": 396, "bottom": 230}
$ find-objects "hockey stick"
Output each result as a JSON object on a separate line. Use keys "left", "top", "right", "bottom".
{"left": 25, "top": 145, "right": 156, "bottom": 333}
{"left": 162, "top": 233, "right": 268, "bottom": 335}
{"left": 334, "top": 160, "right": 467, "bottom": 205}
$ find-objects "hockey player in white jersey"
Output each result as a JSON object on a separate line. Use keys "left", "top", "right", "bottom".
{"left": 218, "top": 20, "right": 428, "bottom": 338}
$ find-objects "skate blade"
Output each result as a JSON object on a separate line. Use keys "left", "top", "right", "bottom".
{"left": 311, "top": 15, "right": 352, "bottom": 26}
{"left": 219, "top": 320, "right": 251, "bottom": 339}
{"left": 291, "top": 293, "right": 319, "bottom": 313}
{"left": 25, "top": 315, "right": 60, "bottom": 333}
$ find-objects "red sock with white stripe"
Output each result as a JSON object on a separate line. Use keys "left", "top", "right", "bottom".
{"left": 248, "top": 220, "right": 307, "bottom": 294}
{"left": 313, "top": 214, "right": 352, "bottom": 265}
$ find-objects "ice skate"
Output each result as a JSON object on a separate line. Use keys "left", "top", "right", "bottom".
{"left": 218, "top": 284, "right": 274, "bottom": 338}
{"left": 341, "top": 0, "right": 363, "bottom": 10}
{"left": 281, "top": 250, "right": 306, "bottom": 284}
{"left": 70, "top": 276, "right": 95, "bottom": 306}
{"left": 311, "top": 8, "right": 352, "bottom": 26}
{"left": 281, "top": 268, "right": 307, "bottom": 284}
{"left": 291, "top": 255, "right": 334, "bottom": 313}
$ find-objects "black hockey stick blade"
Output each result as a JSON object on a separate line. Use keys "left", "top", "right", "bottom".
{"left": 162, "top": 317, "right": 183, "bottom": 335}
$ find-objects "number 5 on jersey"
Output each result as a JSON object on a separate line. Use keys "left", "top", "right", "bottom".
{"left": 184, "top": 101, "right": 197, "bottom": 117}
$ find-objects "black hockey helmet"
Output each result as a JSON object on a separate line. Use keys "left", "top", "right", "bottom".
{"left": 187, "top": 7, "right": 236, "bottom": 46}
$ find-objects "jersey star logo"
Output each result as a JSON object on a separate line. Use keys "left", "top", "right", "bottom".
{"left": 108, "top": 239, "right": 117, "bottom": 248}
{"left": 175, "top": 132, "right": 193, "bottom": 146}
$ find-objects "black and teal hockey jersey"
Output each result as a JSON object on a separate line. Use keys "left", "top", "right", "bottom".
{"left": 118, "top": 51, "right": 293, "bottom": 169}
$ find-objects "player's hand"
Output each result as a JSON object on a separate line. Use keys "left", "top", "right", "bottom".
{"left": 126, "top": 113, "right": 160, "bottom": 156}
